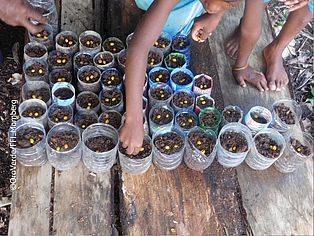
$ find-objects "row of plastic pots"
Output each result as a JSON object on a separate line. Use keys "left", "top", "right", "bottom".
{"left": 11, "top": 118, "right": 313, "bottom": 175}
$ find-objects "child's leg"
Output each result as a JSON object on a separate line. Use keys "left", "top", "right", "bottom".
{"left": 263, "top": 5, "right": 312, "bottom": 91}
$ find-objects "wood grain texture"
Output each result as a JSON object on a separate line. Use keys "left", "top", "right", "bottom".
{"left": 8, "top": 163, "right": 52, "bottom": 236}
{"left": 208, "top": 3, "right": 314, "bottom": 235}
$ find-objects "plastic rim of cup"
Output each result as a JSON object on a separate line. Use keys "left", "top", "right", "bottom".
{"left": 222, "top": 105, "right": 244, "bottom": 124}
{"left": 93, "top": 51, "right": 115, "bottom": 71}
{"left": 198, "top": 107, "right": 222, "bottom": 134}
{"left": 148, "top": 66, "right": 170, "bottom": 87}
{"left": 170, "top": 67, "right": 194, "bottom": 91}
{"left": 47, "top": 103, "right": 73, "bottom": 127}
{"left": 245, "top": 106, "right": 272, "bottom": 133}
{"left": 55, "top": 30, "right": 79, "bottom": 55}
{"left": 24, "top": 42, "right": 48, "bottom": 61}
{"left": 171, "top": 89, "right": 196, "bottom": 112}
{"left": 193, "top": 74, "right": 213, "bottom": 96}
{"left": 101, "top": 67, "right": 123, "bottom": 90}
{"left": 102, "top": 37, "right": 125, "bottom": 56}
{"left": 175, "top": 109, "right": 198, "bottom": 134}
{"left": 79, "top": 30, "right": 102, "bottom": 53}
{"left": 18, "top": 98, "right": 48, "bottom": 124}
{"left": 52, "top": 82, "right": 76, "bottom": 106}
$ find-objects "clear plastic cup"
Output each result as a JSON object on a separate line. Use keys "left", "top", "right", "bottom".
{"left": 164, "top": 52, "right": 187, "bottom": 72}
{"left": 46, "top": 123, "right": 82, "bottom": 171}
{"left": 274, "top": 131, "right": 313, "bottom": 173}
{"left": 117, "top": 49, "right": 127, "bottom": 73}
{"left": 245, "top": 128, "right": 286, "bottom": 170}
{"left": 23, "top": 58, "right": 49, "bottom": 82}
{"left": 93, "top": 51, "right": 115, "bottom": 71}
{"left": 194, "top": 94, "right": 215, "bottom": 115}
{"left": 193, "top": 74, "right": 213, "bottom": 96}
{"left": 148, "top": 66, "right": 170, "bottom": 87}
{"left": 126, "top": 32, "right": 134, "bottom": 47}
{"left": 10, "top": 119, "right": 47, "bottom": 166}
{"left": 171, "top": 89, "right": 195, "bottom": 113}
{"left": 73, "top": 51, "right": 94, "bottom": 73}
{"left": 100, "top": 68, "right": 123, "bottom": 91}
{"left": 24, "top": 42, "right": 48, "bottom": 61}
{"left": 82, "top": 123, "right": 119, "bottom": 173}
{"left": 49, "top": 68, "right": 72, "bottom": 87}
{"left": 174, "top": 110, "right": 198, "bottom": 136}
{"left": 79, "top": 30, "right": 102, "bottom": 56}
{"left": 48, "top": 50, "right": 72, "bottom": 71}
{"left": 171, "top": 34, "right": 191, "bottom": 66}
{"left": 77, "top": 65, "right": 101, "bottom": 93}
{"left": 199, "top": 107, "right": 222, "bottom": 135}
{"left": 152, "top": 126, "right": 185, "bottom": 171}
{"left": 217, "top": 123, "right": 253, "bottom": 168}
{"left": 28, "top": 24, "right": 54, "bottom": 50}
{"left": 99, "top": 87, "right": 124, "bottom": 114}
{"left": 149, "top": 104, "right": 174, "bottom": 136}
{"left": 18, "top": 99, "right": 48, "bottom": 128}
{"left": 22, "top": 81, "right": 51, "bottom": 106}
{"left": 52, "top": 82, "right": 76, "bottom": 107}
{"left": 47, "top": 104, "right": 73, "bottom": 129}
{"left": 55, "top": 31, "right": 79, "bottom": 55}
{"left": 119, "top": 135, "right": 153, "bottom": 175}
{"left": 184, "top": 127, "right": 217, "bottom": 171}
{"left": 102, "top": 37, "right": 125, "bottom": 58}
{"left": 76, "top": 91, "right": 100, "bottom": 113}
{"left": 98, "top": 110, "right": 123, "bottom": 130}
{"left": 245, "top": 106, "right": 272, "bottom": 134}
{"left": 147, "top": 47, "right": 164, "bottom": 72}
{"left": 153, "top": 31, "right": 172, "bottom": 55}
{"left": 148, "top": 83, "right": 173, "bottom": 109}
{"left": 170, "top": 68, "right": 194, "bottom": 91}
{"left": 222, "top": 105, "right": 244, "bottom": 125}
{"left": 74, "top": 110, "right": 98, "bottom": 133}
{"left": 270, "top": 99, "right": 302, "bottom": 134}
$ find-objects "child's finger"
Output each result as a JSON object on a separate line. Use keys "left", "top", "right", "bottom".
{"left": 126, "top": 146, "right": 135, "bottom": 155}
{"left": 132, "top": 147, "right": 141, "bottom": 155}
{"left": 22, "top": 20, "right": 44, "bottom": 34}
{"left": 26, "top": 7, "right": 48, "bottom": 25}
{"left": 122, "top": 139, "right": 129, "bottom": 149}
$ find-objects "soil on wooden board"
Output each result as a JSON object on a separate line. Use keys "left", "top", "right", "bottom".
{"left": 119, "top": 139, "right": 152, "bottom": 159}
{"left": 48, "top": 130, "right": 80, "bottom": 152}
{"left": 85, "top": 136, "right": 116, "bottom": 152}
{"left": 220, "top": 131, "right": 248, "bottom": 153}
{"left": 99, "top": 111, "right": 122, "bottom": 129}
{"left": 154, "top": 132, "right": 184, "bottom": 155}
{"left": 188, "top": 130, "right": 215, "bottom": 156}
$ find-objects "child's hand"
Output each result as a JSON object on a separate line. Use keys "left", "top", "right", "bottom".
{"left": 279, "top": 0, "right": 310, "bottom": 12}
{"left": 0, "top": 0, "right": 48, "bottom": 33}
{"left": 119, "top": 116, "right": 144, "bottom": 155}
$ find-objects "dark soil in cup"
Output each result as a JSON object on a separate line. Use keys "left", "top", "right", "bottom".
{"left": 188, "top": 131, "right": 215, "bottom": 156}
{"left": 150, "top": 70, "right": 170, "bottom": 84}
{"left": 172, "top": 36, "right": 189, "bottom": 50}
{"left": 165, "top": 54, "right": 186, "bottom": 68}
{"left": 200, "top": 110, "right": 219, "bottom": 128}
{"left": 119, "top": 138, "right": 152, "bottom": 159}
{"left": 154, "top": 36, "right": 171, "bottom": 49}
{"left": 95, "top": 53, "right": 114, "bottom": 66}
{"left": 75, "top": 113, "right": 98, "bottom": 130}
{"left": 172, "top": 71, "right": 192, "bottom": 85}
{"left": 48, "top": 106, "right": 72, "bottom": 123}
{"left": 86, "top": 136, "right": 115, "bottom": 152}
{"left": 25, "top": 62, "right": 47, "bottom": 77}
{"left": 290, "top": 137, "right": 311, "bottom": 156}
{"left": 150, "top": 107, "right": 173, "bottom": 125}
{"left": 57, "top": 34, "right": 77, "bottom": 47}
{"left": 196, "top": 96, "right": 214, "bottom": 110}
{"left": 103, "top": 39, "right": 124, "bottom": 54}
{"left": 220, "top": 131, "right": 248, "bottom": 153}
{"left": 31, "top": 29, "right": 50, "bottom": 39}
{"left": 150, "top": 87, "right": 171, "bottom": 101}
{"left": 99, "top": 111, "right": 122, "bottom": 129}
{"left": 54, "top": 88, "right": 74, "bottom": 100}
{"left": 251, "top": 112, "right": 268, "bottom": 124}
{"left": 274, "top": 103, "right": 296, "bottom": 125}
{"left": 49, "top": 51, "right": 70, "bottom": 67}
{"left": 75, "top": 53, "right": 93, "bottom": 68}
{"left": 195, "top": 75, "right": 211, "bottom": 90}
{"left": 154, "top": 132, "right": 184, "bottom": 155}
{"left": 81, "top": 35, "right": 101, "bottom": 48}
{"left": 77, "top": 93, "right": 99, "bottom": 110}
{"left": 147, "top": 51, "right": 162, "bottom": 66}
{"left": 79, "top": 68, "right": 100, "bottom": 83}
{"left": 49, "top": 131, "right": 79, "bottom": 152}
{"left": 223, "top": 107, "right": 242, "bottom": 123}
{"left": 255, "top": 134, "right": 281, "bottom": 158}
{"left": 25, "top": 46, "right": 46, "bottom": 58}
{"left": 16, "top": 127, "right": 44, "bottom": 149}
{"left": 101, "top": 89, "right": 122, "bottom": 107}
{"left": 101, "top": 70, "right": 122, "bottom": 87}
{"left": 25, "top": 87, "right": 50, "bottom": 103}
{"left": 50, "top": 69, "right": 72, "bottom": 84}
{"left": 21, "top": 105, "right": 46, "bottom": 119}
{"left": 173, "top": 91, "right": 194, "bottom": 108}
{"left": 176, "top": 113, "right": 197, "bottom": 129}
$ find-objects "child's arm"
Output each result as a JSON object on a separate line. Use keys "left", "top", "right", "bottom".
{"left": 119, "top": 0, "right": 179, "bottom": 155}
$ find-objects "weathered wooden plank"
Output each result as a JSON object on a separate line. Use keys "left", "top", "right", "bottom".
{"left": 208, "top": 3, "right": 313, "bottom": 235}
{"left": 107, "top": 1, "right": 250, "bottom": 235}
{"left": 51, "top": 1, "right": 114, "bottom": 235}
{"left": 8, "top": 163, "right": 52, "bottom": 236}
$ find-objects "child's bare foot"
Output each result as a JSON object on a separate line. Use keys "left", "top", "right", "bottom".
{"left": 226, "top": 25, "right": 241, "bottom": 59}
{"left": 191, "top": 12, "right": 224, "bottom": 42}
{"left": 232, "top": 65, "right": 269, "bottom": 92}
{"left": 263, "top": 43, "right": 289, "bottom": 91}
